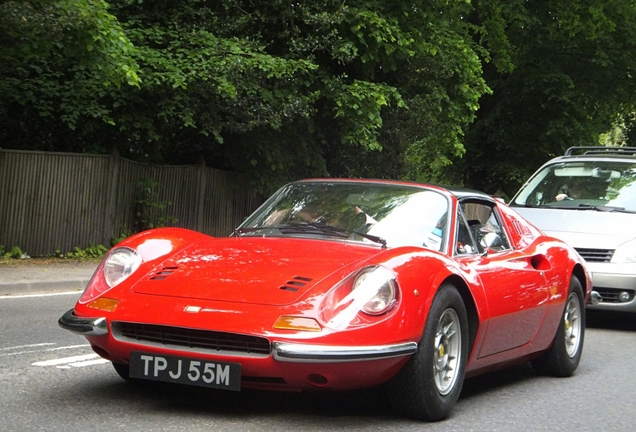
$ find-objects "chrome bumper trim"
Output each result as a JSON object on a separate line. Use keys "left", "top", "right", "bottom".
{"left": 272, "top": 341, "right": 418, "bottom": 363}
{"left": 58, "top": 309, "right": 108, "bottom": 336}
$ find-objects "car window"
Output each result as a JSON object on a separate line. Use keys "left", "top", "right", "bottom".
{"left": 456, "top": 201, "right": 510, "bottom": 254}
{"left": 240, "top": 182, "right": 450, "bottom": 249}
{"left": 512, "top": 160, "right": 636, "bottom": 211}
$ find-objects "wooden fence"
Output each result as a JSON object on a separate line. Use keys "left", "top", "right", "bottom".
{"left": 0, "top": 149, "right": 264, "bottom": 257}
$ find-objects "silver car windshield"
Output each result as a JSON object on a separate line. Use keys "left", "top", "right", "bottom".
{"left": 512, "top": 160, "right": 636, "bottom": 212}
{"left": 238, "top": 182, "right": 450, "bottom": 250}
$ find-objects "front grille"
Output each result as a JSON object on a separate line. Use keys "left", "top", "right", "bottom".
{"left": 574, "top": 248, "right": 614, "bottom": 263}
{"left": 111, "top": 322, "right": 271, "bottom": 356}
{"left": 594, "top": 287, "right": 635, "bottom": 303}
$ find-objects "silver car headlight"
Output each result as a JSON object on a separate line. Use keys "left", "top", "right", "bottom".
{"left": 103, "top": 247, "right": 142, "bottom": 287}
{"left": 352, "top": 266, "right": 398, "bottom": 315}
{"left": 323, "top": 266, "right": 398, "bottom": 329}
{"left": 611, "top": 238, "right": 636, "bottom": 264}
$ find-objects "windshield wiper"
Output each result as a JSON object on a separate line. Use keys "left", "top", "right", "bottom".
{"left": 233, "top": 226, "right": 278, "bottom": 235}
{"left": 303, "top": 223, "right": 387, "bottom": 247}
{"left": 234, "top": 223, "right": 387, "bottom": 247}
{"left": 576, "top": 204, "right": 635, "bottom": 213}
{"left": 543, "top": 203, "right": 636, "bottom": 213}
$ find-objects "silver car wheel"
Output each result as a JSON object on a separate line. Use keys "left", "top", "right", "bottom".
{"left": 564, "top": 291, "right": 582, "bottom": 358}
{"left": 434, "top": 308, "right": 461, "bottom": 395}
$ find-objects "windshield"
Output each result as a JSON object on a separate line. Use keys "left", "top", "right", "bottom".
{"left": 511, "top": 160, "right": 636, "bottom": 212}
{"left": 238, "top": 182, "right": 450, "bottom": 250}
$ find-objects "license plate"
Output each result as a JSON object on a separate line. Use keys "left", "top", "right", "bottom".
{"left": 129, "top": 352, "right": 241, "bottom": 391}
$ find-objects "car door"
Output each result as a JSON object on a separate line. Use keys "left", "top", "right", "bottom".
{"left": 454, "top": 200, "right": 550, "bottom": 358}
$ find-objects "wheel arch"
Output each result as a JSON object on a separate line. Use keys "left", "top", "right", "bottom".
{"left": 440, "top": 274, "right": 480, "bottom": 356}
{"left": 571, "top": 263, "right": 588, "bottom": 296}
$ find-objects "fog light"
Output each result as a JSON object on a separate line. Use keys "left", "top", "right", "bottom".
{"left": 619, "top": 291, "right": 631, "bottom": 302}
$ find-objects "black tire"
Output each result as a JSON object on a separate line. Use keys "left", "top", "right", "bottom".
{"left": 532, "top": 276, "right": 585, "bottom": 377}
{"left": 387, "top": 284, "right": 468, "bottom": 421}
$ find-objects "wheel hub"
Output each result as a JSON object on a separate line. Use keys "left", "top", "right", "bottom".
{"left": 433, "top": 308, "right": 461, "bottom": 396}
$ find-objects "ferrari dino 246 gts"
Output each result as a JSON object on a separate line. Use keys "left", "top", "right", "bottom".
{"left": 59, "top": 179, "right": 595, "bottom": 421}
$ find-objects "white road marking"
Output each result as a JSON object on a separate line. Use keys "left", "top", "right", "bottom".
{"left": 33, "top": 353, "right": 98, "bottom": 366}
{"left": 67, "top": 358, "right": 110, "bottom": 367}
{"left": 0, "top": 343, "right": 56, "bottom": 351}
{"left": 32, "top": 353, "right": 109, "bottom": 368}
{"left": 1, "top": 342, "right": 108, "bottom": 368}
{"left": 47, "top": 344, "right": 89, "bottom": 351}
{"left": 0, "top": 343, "right": 90, "bottom": 358}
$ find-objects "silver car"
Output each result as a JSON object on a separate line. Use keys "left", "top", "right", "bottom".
{"left": 510, "top": 146, "right": 636, "bottom": 312}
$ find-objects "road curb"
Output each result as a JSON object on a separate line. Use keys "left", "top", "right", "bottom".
{"left": 0, "top": 278, "right": 89, "bottom": 296}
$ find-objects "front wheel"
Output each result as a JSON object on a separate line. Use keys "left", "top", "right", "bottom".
{"left": 532, "top": 276, "right": 585, "bottom": 377}
{"left": 387, "top": 284, "right": 468, "bottom": 421}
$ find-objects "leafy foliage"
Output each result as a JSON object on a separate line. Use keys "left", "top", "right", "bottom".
{"left": 1, "top": 1, "right": 635, "bottom": 195}
{"left": 446, "top": 0, "right": 636, "bottom": 196}
{"left": 54, "top": 243, "right": 108, "bottom": 259}
{"left": 134, "top": 178, "right": 178, "bottom": 231}
{"left": 0, "top": 0, "right": 488, "bottom": 192}
{"left": 1, "top": 245, "right": 24, "bottom": 259}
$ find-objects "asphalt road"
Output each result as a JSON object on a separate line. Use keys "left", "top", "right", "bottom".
{"left": 1, "top": 291, "right": 635, "bottom": 431}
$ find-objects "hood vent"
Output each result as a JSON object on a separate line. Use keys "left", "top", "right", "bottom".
{"left": 279, "top": 275, "right": 313, "bottom": 292}
{"left": 149, "top": 266, "right": 179, "bottom": 280}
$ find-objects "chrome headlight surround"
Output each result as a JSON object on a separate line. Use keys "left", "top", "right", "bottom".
{"left": 322, "top": 265, "right": 399, "bottom": 329}
{"left": 352, "top": 266, "right": 398, "bottom": 315}
{"left": 103, "top": 247, "right": 142, "bottom": 288}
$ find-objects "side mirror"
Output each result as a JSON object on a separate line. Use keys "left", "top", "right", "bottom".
{"left": 480, "top": 232, "right": 504, "bottom": 252}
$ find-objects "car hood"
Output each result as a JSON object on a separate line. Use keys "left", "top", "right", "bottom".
{"left": 513, "top": 207, "right": 636, "bottom": 249}
{"left": 130, "top": 236, "right": 379, "bottom": 305}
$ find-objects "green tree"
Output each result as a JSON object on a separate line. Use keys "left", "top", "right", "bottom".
{"left": 447, "top": 0, "right": 636, "bottom": 196}
{"left": 0, "top": 0, "right": 489, "bottom": 193}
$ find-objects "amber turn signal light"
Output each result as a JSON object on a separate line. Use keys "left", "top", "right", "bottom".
{"left": 273, "top": 316, "right": 322, "bottom": 332}
{"left": 87, "top": 297, "right": 120, "bottom": 312}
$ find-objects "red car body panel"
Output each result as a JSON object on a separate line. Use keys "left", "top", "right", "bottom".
{"left": 61, "top": 179, "right": 592, "bottom": 393}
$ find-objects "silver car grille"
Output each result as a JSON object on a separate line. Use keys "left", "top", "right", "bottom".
{"left": 111, "top": 322, "right": 271, "bottom": 356}
{"left": 574, "top": 248, "right": 614, "bottom": 263}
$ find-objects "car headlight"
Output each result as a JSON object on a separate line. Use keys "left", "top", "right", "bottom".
{"left": 611, "top": 238, "right": 636, "bottom": 264}
{"left": 352, "top": 267, "right": 397, "bottom": 315}
{"left": 320, "top": 266, "right": 398, "bottom": 329}
{"left": 103, "top": 247, "right": 142, "bottom": 287}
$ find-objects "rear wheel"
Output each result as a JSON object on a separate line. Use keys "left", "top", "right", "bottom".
{"left": 387, "top": 284, "right": 468, "bottom": 421}
{"left": 532, "top": 276, "right": 585, "bottom": 377}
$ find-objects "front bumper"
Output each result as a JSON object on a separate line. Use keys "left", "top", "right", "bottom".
{"left": 584, "top": 263, "right": 636, "bottom": 312}
{"left": 58, "top": 309, "right": 108, "bottom": 336}
{"left": 273, "top": 341, "right": 417, "bottom": 362}
{"left": 58, "top": 309, "right": 418, "bottom": 363}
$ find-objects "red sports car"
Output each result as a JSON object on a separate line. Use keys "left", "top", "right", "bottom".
{"left": 59, "top": 179, "right": 595, "bottom": 421}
